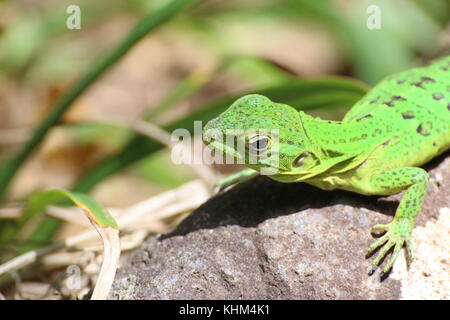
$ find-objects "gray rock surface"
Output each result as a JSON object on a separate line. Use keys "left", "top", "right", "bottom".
{"left": 111, "top": 152, "right": 449, "bottom": 299}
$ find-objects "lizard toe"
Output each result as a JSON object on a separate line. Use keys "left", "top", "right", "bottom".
{"left": 371, "top": 239, "right": 395, "bottom": 268}
{"left": 380, "top": 242, "right": 403, "bottom": 276}
{"left": 367, "top": 233, "right": 389, "bottom": 256}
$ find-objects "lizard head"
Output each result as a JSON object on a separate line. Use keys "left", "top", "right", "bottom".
{"left": 202, "top": 94, "right": 321, "bottom": 177}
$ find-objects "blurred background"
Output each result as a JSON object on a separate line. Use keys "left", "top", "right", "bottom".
{"left": 0, "top": 0, "right": 448, "bottom": 299}
{"left": 0, "top": 0, "right": 448, "bottom": 203}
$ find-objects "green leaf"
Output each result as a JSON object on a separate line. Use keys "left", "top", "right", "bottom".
{"left": 27, "top": 190, "right": 118, "bottom": 229}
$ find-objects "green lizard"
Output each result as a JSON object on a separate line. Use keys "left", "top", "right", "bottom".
{"left": 202, "top": 55, "right": 450, "bottom": 276}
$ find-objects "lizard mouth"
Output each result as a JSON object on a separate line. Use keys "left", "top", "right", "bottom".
{"left": 203, "top": 125, "right": 244, "bottom": 160}
{"left": 203, "top": 139, "right": 244, "bottom": 161}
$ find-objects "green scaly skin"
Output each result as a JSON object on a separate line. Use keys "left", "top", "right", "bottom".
{"left": 202, "top": 56, "right": 450, "bottom": 276}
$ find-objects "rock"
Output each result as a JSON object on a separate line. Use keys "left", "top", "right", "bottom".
{"left": 110, "top": 152, "right": 450, "bottom": 300}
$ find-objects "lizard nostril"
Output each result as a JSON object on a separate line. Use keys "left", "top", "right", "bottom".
{"left": 203, "top": 129, "right": 218, "bottom": 145}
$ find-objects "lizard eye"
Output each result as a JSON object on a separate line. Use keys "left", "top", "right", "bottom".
{"left": 248, "top": 134, "right": 271, "bottom": 154}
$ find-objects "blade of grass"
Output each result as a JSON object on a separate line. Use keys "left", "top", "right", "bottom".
{"left": 26, "top": 190, "right": 118, "bottom": 230}
{"left": 145, "top": 53, "right": 293, "bottom": 123}
{"left": 145, "top": 68, "right": 212, "bottom": 122}
{"left": 0, "top": 0, "right": 200, "bottom": 202}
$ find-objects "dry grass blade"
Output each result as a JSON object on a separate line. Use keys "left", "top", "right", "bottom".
{"left": 66, "top": 180, "right": 208, "bottom": 246}
{"left": 46, "top": 206, "right": 92, "bottom": 227}
{"left": 130, "top": 120, "right": 218, "bottom": 188}
{"left": 0, "top": 205, "right": 23, "bottom": 219}
{"left": 0, "top": 243, "right": 63, "bottom": 276}
{"left": 89, "top": 225, "right": 120, "bottom": 300}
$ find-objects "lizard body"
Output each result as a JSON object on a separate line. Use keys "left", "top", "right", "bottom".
{"left": 202, "top": 55, "right": 450, "bottom": 275}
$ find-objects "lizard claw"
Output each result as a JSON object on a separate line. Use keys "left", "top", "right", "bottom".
{"left": 212, "top": 183, "right": 222, "bottom": 194}
{"left": 367, "top": 218, "right": 414, "bottom": 277}
{"left": 212, "top": 180, "right": 231, "bottom": 194}
{"left": 405, "top": 238, "right": 415, "bottom": 267}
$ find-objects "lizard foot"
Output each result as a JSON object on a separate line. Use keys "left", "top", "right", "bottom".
{"left": 366, "top": 218, "right": 414, "bottom": 277}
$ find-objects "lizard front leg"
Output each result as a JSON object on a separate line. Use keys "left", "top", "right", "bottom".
{"left": 367, "top": 167, "right": 429, "bottom": 276}
{"left": 214, "top": 168, "right": 258, "bottom": 192}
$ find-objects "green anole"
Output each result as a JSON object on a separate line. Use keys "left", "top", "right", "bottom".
{"left": 202, "top": 55, "right": 450, "bottom": 276}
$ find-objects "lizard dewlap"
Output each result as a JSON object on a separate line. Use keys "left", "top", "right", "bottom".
{"left": 202, "top": 55, "right": 450, "bottom": 276}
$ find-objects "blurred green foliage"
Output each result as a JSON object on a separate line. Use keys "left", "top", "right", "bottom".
{"left": 0, "top": 0, "right": 448, "bottom": 260}
{"left": 2, "top": 0, "right": 448, "bottom": 85}
{"left": 183, "top": 0, "right": 449, "bottom": 84}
